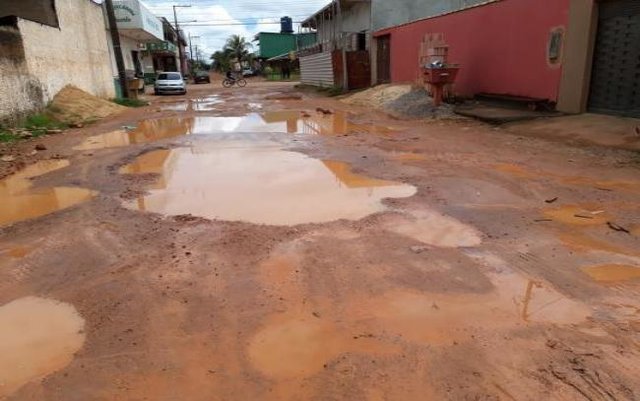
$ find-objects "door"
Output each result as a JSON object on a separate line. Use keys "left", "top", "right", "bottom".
{"left": 377, "top": 35, "right": 391, "bottom": 84}
{"left": 588, "top": 0, "right": 640, "bottom": 117}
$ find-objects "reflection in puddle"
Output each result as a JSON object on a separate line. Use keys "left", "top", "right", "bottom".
{"left": 583, "top": 264, "right": 640, "bottom": 283}
{"left": 248, "top": 315, "right": 397, "bottom": 379}
{"left": 75, "top": 112, "right": 399, "bottom": 150}
{"left": 0, "top": 160, "right": 95, "bottom": 226}
{"left": 121, "top": 144, "right": 416, "bottom": 225}
{"left": 0, "top": 297, "right": 85, "bottom": 397}
{"left": 159, "top": 96, "right": 222, "bottom": 112}
{"left": 384, "top": 210, "right": 482, "bottom": 248}
{"left": 347, "top": 267, "right": 589, "bottom": 345}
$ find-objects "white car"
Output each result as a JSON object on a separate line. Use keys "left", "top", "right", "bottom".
{"left": 154, "top": 72, "right": 187, "bottom": 95}
{"left": 242, "top": 68, "right": 255, "bottom": 77}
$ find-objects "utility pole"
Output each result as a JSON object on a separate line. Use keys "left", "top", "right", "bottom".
{"left": 173, "top": 5, "right": 191, "bottom": 76}
{"left": 188, "top": 33, "right": 200, "bottom": 74}
{"left": 105, "top": 0, "right": 128, "bottom": 98}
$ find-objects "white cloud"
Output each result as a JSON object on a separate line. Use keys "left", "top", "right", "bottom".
{"left": 143, "top": 0, "right": 330, "bottom": 58}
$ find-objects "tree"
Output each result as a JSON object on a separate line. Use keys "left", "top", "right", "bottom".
{"left": 223, "top": 35, "right": 252, "bottom": 64}
{"left": 210, "top": 49, "right": 233, "bottom": 72}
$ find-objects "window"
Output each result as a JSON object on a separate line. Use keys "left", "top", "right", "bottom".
{"left": 158, "top": 73, "right": 182, "bottom": 80}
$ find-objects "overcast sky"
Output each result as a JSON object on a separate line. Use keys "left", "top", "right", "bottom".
{"left": 142, "top": 0, "right": 330, "bottom": 58}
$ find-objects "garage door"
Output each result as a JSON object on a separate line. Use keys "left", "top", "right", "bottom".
{"left": 588, "top": 0, "right": 640, "bottom": 118}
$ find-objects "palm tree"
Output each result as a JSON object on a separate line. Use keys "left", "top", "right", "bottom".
{"left": 210, "top": 49, "right": 233, "bottom": 72}
{"left": 224, "top": 35, "right": 251, "bottom": 63}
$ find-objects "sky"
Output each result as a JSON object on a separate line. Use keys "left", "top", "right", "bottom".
{"left": 141, "top": 0, "right": 330, "bottom": 59}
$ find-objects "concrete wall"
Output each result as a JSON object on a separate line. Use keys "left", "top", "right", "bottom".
{"left": 375, "top": 0, "right": 571, "bottom": 102}
{"left": 0, "top": 22, "right": 43, "bottom": 124}
{"left": 343, "top": 2, "right": 371, "bottom": 34}
{"left": 372, "top": 0, "right": 493, "bottom": 30}
{"left": 18, "top": 0, "right": 115, "bottom": 104}
{"left": 0, "top": 0, "right": 115, "bottom": 123}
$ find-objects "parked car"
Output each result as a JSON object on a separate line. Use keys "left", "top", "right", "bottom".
{"left": 154, "top": 72, "right": 187, "bottom": 95}
{"left": 193, "top": 70, "right": 211, "bottom": 84}
{"left": 242, "top": 68, "right": 255, "bottom": 77}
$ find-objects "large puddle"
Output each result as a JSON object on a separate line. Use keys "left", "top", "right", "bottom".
{"left": 0, "top": 160, "right": 95, "bottom": 226}
{"left": 583, "top": 264, "right": 640, "bottom": 283}
{"left": 121, "top": 143, "right": 416, "bottom": 225}
{"left": 0, "top": 297, "right": 85, "bottom": 397}
{"left": 75, "top": 111, "right": 398, "bottom": 150}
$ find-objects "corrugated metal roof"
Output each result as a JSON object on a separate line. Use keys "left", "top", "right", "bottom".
{"left": 300, "top": 52, "right": 335, "bottom": 87}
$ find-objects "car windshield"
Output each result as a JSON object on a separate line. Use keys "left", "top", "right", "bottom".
{"left": 196, "top": 71, "right": 208, "bottom": 77}
{"left": 158, "top": 73, "right": 182, "bottom": 81}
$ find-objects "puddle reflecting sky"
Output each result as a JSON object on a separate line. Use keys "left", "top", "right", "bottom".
{"left": 0, "top": 160, "right": 95, "bottom": 226}
{"left": 121, "top": 143, "right": 416, "bottom": 225}
{"left": 75, "top": 111, "right": 398, "bottom": 150}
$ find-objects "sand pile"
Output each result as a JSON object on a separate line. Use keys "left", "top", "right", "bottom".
{"left": 342, "top": 84, "right": 458, "bottom": 119}
{"left": 341, "top": 84, "right": 412, "bottom": 108}
{"left": 49, "top": 86, "right": 125, "bottom": 124}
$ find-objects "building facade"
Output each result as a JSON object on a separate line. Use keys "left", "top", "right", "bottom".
{"left": 299, "top": 0, "right": 372, "bottom": 90}
{"left": 0, "top": 0, "right": 115, "bottom": 123}
{"left": 371, "top": 0, "right": 640, "bottom": 117}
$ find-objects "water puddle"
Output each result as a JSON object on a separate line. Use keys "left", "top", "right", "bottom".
{"left": 1, "top": 246, "right": 31, "bottom": 259}
{"left": 543, "top": 205, "right": 610, "bottom": 226}
{"left": 0, "top": 160, "right": 95, "bottom": 226}
{"left": 384, "top": 210, "right": 483, "bottom": 248}
{"left": 494, "top": 163, "right": 640, "bottom": 194}
{"left": 121, "top": 143, "right": 416, "bottom": 225}
{"left": 158, "top": 96, "right": 222, "bottom": 112}
{"left": 583, "top": 264, "right": 640, "bottom": 283}
{"left": 0, "top": 297, "right": 85, "bottom": 397}
{"left": 76, "top": 112, "right": 398, "bottom": 150}
{"left": 248, "top": 315, "right": 397, "bottom": 379}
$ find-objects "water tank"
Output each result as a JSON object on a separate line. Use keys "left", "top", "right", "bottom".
{"left": 280, "top": 16, "right": 293, "bottom": 34}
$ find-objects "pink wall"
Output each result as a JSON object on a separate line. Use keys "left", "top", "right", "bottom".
{"left": 375, "top": 0, "right": 571, "bottom": 101}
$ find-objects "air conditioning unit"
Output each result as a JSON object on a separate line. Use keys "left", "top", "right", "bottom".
{"left": 139, "top": 43, "right": 148, "bottom": 51}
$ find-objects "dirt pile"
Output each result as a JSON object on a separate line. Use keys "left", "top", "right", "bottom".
{"left": 341, "top": 84, "right": 412, "bottom": 108}
{"left": 342, "top": 84, "right": 458, "bottom": 119}
{"left": 48, "top": 86, "right": 126, "bottom": 124}
{"left": 386, "top": 88, "right": 457, "bottom": 119}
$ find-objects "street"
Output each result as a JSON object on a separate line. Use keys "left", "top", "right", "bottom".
{"left": 1, "top": 80, "right": 639, "bottom": 400}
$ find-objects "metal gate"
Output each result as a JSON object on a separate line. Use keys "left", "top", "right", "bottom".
{"left": 376, "top": 35, "right": 391, "bottom": 84}
{"left": 588, "top": 0, "right": 640, "bottom": 117}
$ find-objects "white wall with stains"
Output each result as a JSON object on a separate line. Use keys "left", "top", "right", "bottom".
{"left": 0, "top": 0, "right": 115, "bottom": 124}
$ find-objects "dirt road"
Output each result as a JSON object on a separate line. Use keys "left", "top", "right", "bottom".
{"left": 1, "top": 81, "right": 639, "bottom": 401}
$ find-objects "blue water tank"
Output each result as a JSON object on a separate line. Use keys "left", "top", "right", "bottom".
{"left": 280, "top": 16, "right": 293, "bottom": 34}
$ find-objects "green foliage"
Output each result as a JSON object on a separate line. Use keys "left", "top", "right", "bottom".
{"left": 211, "top": 34, "right": 253, "bottom": 72}
{"left": 112, "top": 98, "right": 149, "bottom": 108}
{"left": 0, "top": 130, "right": 17, "bottom": 143}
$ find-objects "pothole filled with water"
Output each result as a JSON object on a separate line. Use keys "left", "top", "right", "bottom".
{"left": 0, "top": 160, "right": 95, "bottom": 226}
{"left": 120, "top": 142, "right": 417, "bottom": 225}
{"left": 75, "top": 112, "right": 399, "bottom": 150}
{"left": 0, "top": 297, "right": 85, "bottom": 397}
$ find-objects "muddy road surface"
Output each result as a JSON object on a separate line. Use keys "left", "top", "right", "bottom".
{"left": 1, "top": 81, "right": 639, "bottom": 401}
